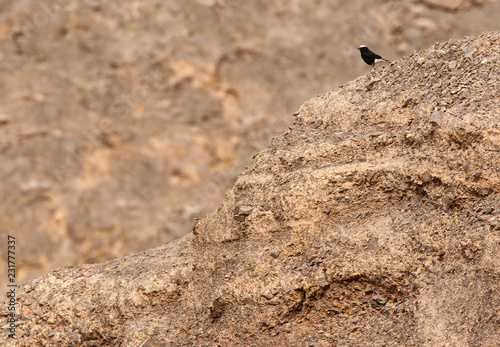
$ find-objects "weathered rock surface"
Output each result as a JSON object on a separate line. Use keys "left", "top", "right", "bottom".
{"left": 2, "top": 0, "right": 500, "bottom": 284}
{"left": 2, "top": 32, "right": 500, "bottom": 346}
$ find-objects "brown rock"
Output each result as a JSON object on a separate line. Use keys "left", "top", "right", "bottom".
{"left": 367, "top": 237, "right": 379, "bottom": 251}
{"left": 2, "top": 0, "right": 500, "bottom": 289}
{"left": 2, "top": 33, "right": 500, "bottom": 347}
{"left": 429, "top": 110, "right": 444, "bottom": 126}
{"left": 422, "top": 0, "right": 468, "bottom": 11}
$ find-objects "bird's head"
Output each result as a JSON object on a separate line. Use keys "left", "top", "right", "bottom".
{"left": 357, "top": 45, "right": 368, "bottom": 51}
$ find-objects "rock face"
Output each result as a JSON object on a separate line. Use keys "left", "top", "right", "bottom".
{"left": 3, "top": 32, "right": 500, "bottom": 346}
{"left": 2, "top": 0, "right": 500, "bottom": 284}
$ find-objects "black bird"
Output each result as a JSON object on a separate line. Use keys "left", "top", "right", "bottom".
{"left": 357, "top": 45, "right": 390, "bottom": 70}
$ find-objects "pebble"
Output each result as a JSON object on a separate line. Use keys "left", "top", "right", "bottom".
{"left": 366, "top": 78, "right": 381, "bottom": 91}
{"left": 270, "top": 251, "right": 281, "bottom": 259}
{"left": 367, "top": 237, "right": 379, "bottom": 251}
{"left": 429, "top": 110, "right": 443, "bottom": 126}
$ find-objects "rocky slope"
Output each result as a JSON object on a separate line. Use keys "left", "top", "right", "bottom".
{"left": 2, "top": 32, "right": 499, "bottom": 346}
{"left": 1, "top": 0, "right": 500, "bottom": 284}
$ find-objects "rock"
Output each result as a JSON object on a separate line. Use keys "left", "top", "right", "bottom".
{"left": 366, "top": 78, "right": 381, "bottom": 91}
{"left": 422, "top": 0, "right": 468, "bottom": 11}
{"left": 371, "top": 295, "right": 388, "bottom": 308}
{"left": 349, "top": 134, "right": 364, "bottom": 142}
{"left": 233, "top": 204, "right": 254, "bottom": 221}
{"left": 270, "top": 251, "right": 281, "bottom": 259}
{"left": 310, "top": 119, "right": 323, "bottom": 129}
{"left": 3, "top": 0, "right": 500, "bottom": 288}
{"left": 367, "top": 237, "right": 379, "bottom": 251}
{"left": 463, "top": 46, "right": 476, "bottom": 58}
{"left": 402, "top": 96, "right": 415, "bottom": 108}
{"left": 2, "top": 30, "right": 500, "bottom": 347}
{"left": 401, "top": 216, "right": 413, "bottom": 225}
{"left": 332, "top": 132, "right": 346, "bottom": 141}
{"left": 317, "top": 277, "right": 330, "bottom": 287}
{"left": 429, "top": 110, "right": 444, "bottom": 126}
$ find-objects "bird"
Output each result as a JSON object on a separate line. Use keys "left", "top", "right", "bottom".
{"left": 357, "top": 45, "right": 390, "bottom": 70}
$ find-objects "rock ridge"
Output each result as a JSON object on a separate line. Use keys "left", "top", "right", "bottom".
{"left": 2, "top": 32, "right": 500, "bottom": 346}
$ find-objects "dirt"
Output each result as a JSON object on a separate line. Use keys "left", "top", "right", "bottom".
{"left": 1, "top": 32, "right": 499, "bottom": 346}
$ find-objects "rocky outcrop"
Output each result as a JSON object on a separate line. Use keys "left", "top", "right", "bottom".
{"left": 2, "top": 32, "right": 500, "bottom": 346}
{"left": 2, "top": 0, "right": 500, "bottom": 284}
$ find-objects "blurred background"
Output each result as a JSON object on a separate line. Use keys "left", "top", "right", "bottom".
{"left": 1, "top": 0, "right": 499, "bottom": 284}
